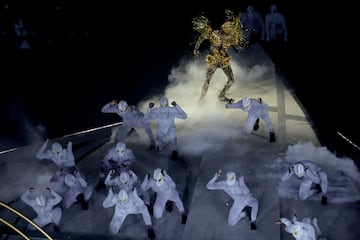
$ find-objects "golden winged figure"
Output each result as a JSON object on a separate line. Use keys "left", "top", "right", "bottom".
{"left": 192, "top": 9, "right": 247, "bottom": 102}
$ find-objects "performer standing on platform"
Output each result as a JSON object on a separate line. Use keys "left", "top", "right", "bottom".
{"left": 192, "top": 9, "right": 247, "bottom": 102}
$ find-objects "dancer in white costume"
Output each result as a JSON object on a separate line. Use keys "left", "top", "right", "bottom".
{"left": 96, "top": 141, "right": 136, "bottom": 190}
{"left": 101, "top": 99, "right": 155, "bottom": 148}
{"left": 36, "top": 139, "right": 76, "bottom": 170}
{"left": 21, "top": 187, "right": 62, "bottom": 231}
{"left": 281, "top": 160, "right": 328, "bottom": 205}
{"left": 58, "top": 168, "right": 93, "bottom": 210}
{"left": 105, "top": 169, "right": 150, "bottom": 205}
{"left": 145, "top": 97, "right": 187, "bottom": 160}
{"left": 102, "top": 188, "right": 155, "bottom": 239}
{"left": 226, "top": 97, "right": 276, "bottom": 142}
{"left": 141, "top": 168, "right": 187, "bottom": 224}
{"left": 275, "top": 215, "right": 326, "bottom": 240}
{"left": 206, "top": 170, "right": 259, "bottom": 230}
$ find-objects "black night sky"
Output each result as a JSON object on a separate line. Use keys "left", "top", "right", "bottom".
{"left": 1, "top": 1, "right": 359, "bottom": 161}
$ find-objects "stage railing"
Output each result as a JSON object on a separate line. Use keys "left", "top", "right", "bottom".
{"left": 0, "top": 200, "right": 53, "bottom": 240}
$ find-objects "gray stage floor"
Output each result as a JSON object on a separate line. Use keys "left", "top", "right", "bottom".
{"left": 1, "top": 44, "right": 360, "bottom": 240}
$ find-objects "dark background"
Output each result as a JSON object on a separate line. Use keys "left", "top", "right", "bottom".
{"left": 1, "top": 1, "right": 359, "bottom": 161}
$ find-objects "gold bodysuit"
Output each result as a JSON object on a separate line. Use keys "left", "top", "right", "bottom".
{"left": 193, "top": 10, "right": 246, "bottom": 102}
